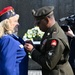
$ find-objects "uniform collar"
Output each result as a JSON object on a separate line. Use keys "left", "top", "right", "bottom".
{"left": 46, "top": 22, "right": 59, "bottom": 34}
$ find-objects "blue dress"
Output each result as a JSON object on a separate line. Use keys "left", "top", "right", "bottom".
{"left": 0, "top": 34, "right": 28, "bottom": 75}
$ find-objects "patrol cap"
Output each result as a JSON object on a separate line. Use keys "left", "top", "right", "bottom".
{"left": 32, "top": 6, "right": 54, "bottom": 20}
{"left": 0, "top": 6, "right": 16, "bottom": 22}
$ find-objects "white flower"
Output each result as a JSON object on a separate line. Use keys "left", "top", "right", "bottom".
{"left": 23, "top": 26, "right": 44, "bottom": 41}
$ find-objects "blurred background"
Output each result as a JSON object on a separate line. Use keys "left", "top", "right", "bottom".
{"left": 0, "top": 0, "right": 75, "bottom": 73}
{"left": 0, "top": 0, "right": 75, "bottom": 37}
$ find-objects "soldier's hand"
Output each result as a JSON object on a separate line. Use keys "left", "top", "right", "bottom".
{"left": 24, "top": 43, "right": 34, "bottom": 52}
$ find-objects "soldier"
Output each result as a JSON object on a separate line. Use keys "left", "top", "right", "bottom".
{"left": 25, "top": 6, "right": 74, "bottom": 75}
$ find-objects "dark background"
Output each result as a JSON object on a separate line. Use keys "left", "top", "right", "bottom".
{"left": 0, "top": 0, "right": 75, "bottom": 37}
{"left": 0, "top": 0, "right": 75, "bottom": 70}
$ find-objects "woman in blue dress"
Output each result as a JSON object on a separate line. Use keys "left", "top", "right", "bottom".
{"left": 0, "top": 6, "right": 28, "bottom": 75}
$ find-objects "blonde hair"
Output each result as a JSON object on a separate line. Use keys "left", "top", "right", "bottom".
{"left": 0, "top": 19, "right": 13, "bottom": 38}
{"left": 0, "top": 24, "right": 4, "bottom": 37}
{"left": 0, "top": 14, "right": 19, "bottom": 38}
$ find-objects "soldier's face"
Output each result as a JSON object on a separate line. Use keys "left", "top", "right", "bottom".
{"left": 37, "top": 18, "right": 48, "bottom": 32}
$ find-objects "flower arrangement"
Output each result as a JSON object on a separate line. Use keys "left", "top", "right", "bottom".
{"left": 23, "top": 26, "right": 44, "bottom": 41}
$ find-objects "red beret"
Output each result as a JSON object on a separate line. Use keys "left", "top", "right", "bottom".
{"left": 0, "top": 6, "right": 16, "bottom": 22}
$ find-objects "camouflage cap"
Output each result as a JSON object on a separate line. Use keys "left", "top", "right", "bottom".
{"left": 32, "top": 6, "right": 54, "bottom": 20}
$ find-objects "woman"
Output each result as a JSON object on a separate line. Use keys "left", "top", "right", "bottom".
{"left": 0, "top": 6, "right": 28, "bottom": 75}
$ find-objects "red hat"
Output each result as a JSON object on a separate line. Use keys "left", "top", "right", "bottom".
{"left": 0, "top": 6, "right": 16, "bottom": 22}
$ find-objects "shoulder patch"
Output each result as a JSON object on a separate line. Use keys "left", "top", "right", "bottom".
{"left": 51, "top": 40, "right": 57, "bottom": 46}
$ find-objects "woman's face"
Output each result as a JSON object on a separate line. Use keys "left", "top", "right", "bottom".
{"left": 9, "top": 14, "right": 19, "bottom": 31}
